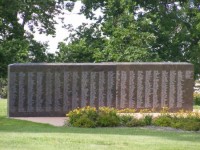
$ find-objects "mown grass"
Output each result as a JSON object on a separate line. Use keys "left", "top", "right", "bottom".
{"left": 194, "top": 105, "right": 200, "bottom": 110}
{"left": 0, "top": 99, "right": 200, "bottom": 150}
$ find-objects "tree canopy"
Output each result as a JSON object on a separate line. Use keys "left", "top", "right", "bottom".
{"left": 57, "top": 0, "right": 200, "bottom": 78}
{"left": 0, "top": 0, "right": 64, "bottom": 78}
{"left": 0, "top": 0, "right": 200, "bottom": 78}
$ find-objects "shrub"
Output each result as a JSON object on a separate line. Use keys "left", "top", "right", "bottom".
{"left": 171, "top": 117, "right": 200, "bottom": 131}
{"left": 126, "top": 118, "right": 146, "bottom": 127}
{"left": 67, "top": 106, "right": 200, "bottom": 130}
{"left": 0, "top": 78, "right": 7, "bottom": 99}
{"left": 67, "top": 106, "right": 98, "bottom": 127}
{"left": 194, "top": 92, "right": 200, "bottom": 105}
{"left": 97, "top": 107, "right": 120, "bottom": 127}
{"left": 67, "top": 106, "right": 120, "bottom": 127}
{"left": 153, "top": 115, "right": 173, "bottom": 127}
{"left": 73, "top": 115, "right": 96, "bottom": 128}
{"left": 120, "top": 115, "right": 133, "bottom": 126}
{"left": 144, "top": 115, "right": 153, "bottom": 125}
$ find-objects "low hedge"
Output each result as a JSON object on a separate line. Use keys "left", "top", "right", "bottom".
{"left": 66, "top": 106, "right": 200, "bottom": 131}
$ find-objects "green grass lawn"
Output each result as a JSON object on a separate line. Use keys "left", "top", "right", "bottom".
{"left": 0, "top": 99, "right": 200, "bottom": 150}
{"left": 194, "top": 105, "right": 200, "bottom": 110}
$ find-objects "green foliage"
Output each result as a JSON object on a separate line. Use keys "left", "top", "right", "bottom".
{"left": 67, "top": 106, "right": 200, "bottom": 131}
{"left": 171, "top": 118, "right": 200, "bottom": 131}
{"left": 153, "top": 115, "right": 173, "bottom": 127}
{"left": 126, "top": 118, "right": 146, "bottom": 127}
{"left": 153, "top": 113, "right": 200, "bottom": 131}
{"left": 57, "top": 0, "right": 200, "bottom": 77}
{"left": 67, "top": 106, "right": 121, "bottom": 127}
{"left": 144, "top": 115, "right": 153, "bottom": 126}
{"left": 194, "top": 92, "right": 200, "bottom": 105}
{"left": 67, "top": 106, "right": 98, "bottom": 127}
{"left": 0, "top": 0, "right": 63, "bottom": 77}
{"left": 72, "top": 115, "right": 96, "bottom": 128}
{"left": 56, "top": 39, "right": 96, "bottom": 62}
{"left": 120, "top": 115, "right": 133, "bottom": 126}
{"left": 0, "top": 78, "right": 7, "bottom": 98}
{"left": 97, "top": 107, "right": 120, "bottom": 127}
{"left": 57, "top": 0, "right": 159, "bottom": 63}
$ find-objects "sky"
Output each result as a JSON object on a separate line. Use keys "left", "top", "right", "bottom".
{"left": 33, "top": 1, "right": 102, "bottom": 53}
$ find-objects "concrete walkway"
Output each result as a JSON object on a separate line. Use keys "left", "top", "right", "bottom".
{"left": 12, "top": 117, "right": 67, "bottom": 127}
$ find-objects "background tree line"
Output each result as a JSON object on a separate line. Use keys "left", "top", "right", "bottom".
{"left": 0, "top": 0, "right": 200, "bottom": 97}
{"left": 57, "top": 0, "right": 200, "bottom": 78}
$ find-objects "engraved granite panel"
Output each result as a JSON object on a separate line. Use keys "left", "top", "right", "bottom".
{"left": 36, "top": 72, "right": 44, "bottom": 112}
{"left": 137, "top": 70, "right": 144, "bottom": 108}
{"left": 54, "top": 72, "right": 62, "bottom": 112}
{"left": 27, "top": 72, "right": 35, "bottom": 112}
{"left": 107, "top": 71, "right": 116, "bottom": 107}
{"left": 153, "top": 70, "right": 161, "bottom": 109}
{"left": 81, "top": 71, "right": 90, "bottom": 107}
{"left": 46, "top": 71, "right": 53, "bottom": 112}
{"left": 63, "top": 71, "right": 72, "bottom": 112}
{"left": 129, "top": 71, "right": 136, "bottom": 108}
{"left": 120, "top": 71, "right": 128, "bottom": 108}
{"left": 116, "top": 65, "right": 130, "bottom": 109}
{"left": 99, "top": 71, "right": 106, "bottom": 107}
{"left": 18, "top": 72, "right": 26, "bottom": 112}
{"left": 9, "top": 72, "right": 18, "bottom": 113}
{"left": 72, "top": 71, "right": 79, "bottom": 110}
{"left": 90, "top": 72, "right": 97, "bottom": 107}
{"left": 144, "top": 71, "right": 152, "bottom": 108}
{"left": 177, "top": 71, "right": 184, "bottom": 108}
{"left": 169, "top": 71, "right": 176, "bottom": 109}
{"left": 116, "top": 70, "right": 121, "bottom": 109}
{"left": 8, "top": 63, "right": 194, "bottom": 117}
{"left": 161, "top": 71, "right": 169, "bottom": 107}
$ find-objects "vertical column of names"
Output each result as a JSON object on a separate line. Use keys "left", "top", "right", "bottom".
{"left": 46, "top": 72, "right": 53, "bottom": 112}
{"left": 153, "top": 70, "right": 160, "bottom": 108}
{"left": 169, "top": 71, "right": 176, "bottom": 109}
{"left": 63, "top": 71, "right": 71, "bottom": 112}
{"left": 18, "top": 72, "right": 26, "bottom": 112}
{"left": 54, "top": 72, "right": 62, "bottom": 112}
{"left": 161, "top": 71, "right": 168, "bottom": 107}
{"left": 177, "top": 71, "right": 184, "bottom": 108}
{"left": 116, "top": 70, "right": 120, "bottom": 108}
{"left": 90, "top": 72, "right": 97, "bottom": 107}
{"left": 72, "top": 72, "right": 79, "bottom": 109}
{"left": 81, "top": 72, "right": 89, "bottom": 107}
{"left": 129, "top": 71, "right": 135, "bottom": 108}
{"left": 145, "top": 71, "right": 152, "bottom": 108}
{"left": 137, "top": 71, "right": 144, "bottom": 108}
{"left": 9, "top": 72, "right": 17, "bottom": 113}
{"left": 107, "top": 71, "right": 115, "bottom": 107}
{"left": 120, "top": 71, "right": 127, "bottom": 108}
{"left": 36, "top": 72, "right": 43, "bottom": 112}
{"left": 27, "top": 72, "right": 34, "bottom": 112}
{"left": 99, "top": 71, "right": 105, "bottom": 107}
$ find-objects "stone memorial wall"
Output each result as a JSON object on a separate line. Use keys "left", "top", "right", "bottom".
{"left": 8, "top": 63, "right": 194, "bottom": 117}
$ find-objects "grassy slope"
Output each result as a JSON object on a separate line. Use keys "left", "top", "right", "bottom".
{"left": 0, "top": 100, "right": 200, "bottom": 150}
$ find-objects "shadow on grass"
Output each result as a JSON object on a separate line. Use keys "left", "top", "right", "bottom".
{"left": 0, "top": 116, "right": 200, "bottom": 144}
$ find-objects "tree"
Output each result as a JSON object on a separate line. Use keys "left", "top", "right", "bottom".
{"left": 57, "top": 0, "right": 158, "bottom": 63}
{"left": 57, "top": 0, "right": 200, "bottom": 77}
{"left": 134, "top": 0, "right": 200, "bottom": 77}
{"left": 0, "top": 0, "right": 64, "bottom": 78}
